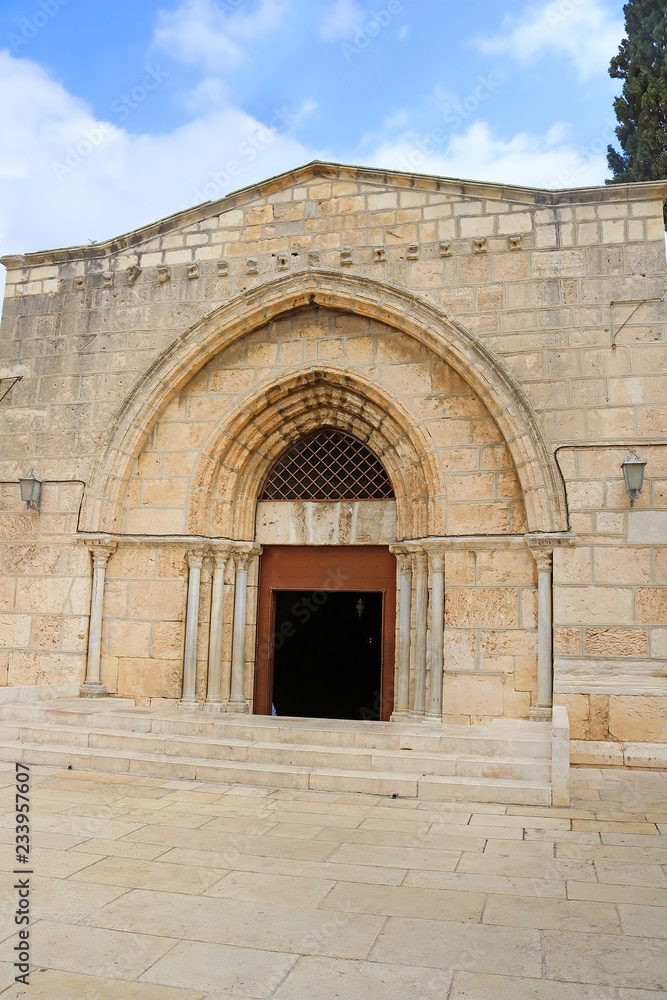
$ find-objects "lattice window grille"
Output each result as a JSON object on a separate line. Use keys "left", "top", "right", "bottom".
{"left": 260, "top": 428, "right": 395, "bottom": 501}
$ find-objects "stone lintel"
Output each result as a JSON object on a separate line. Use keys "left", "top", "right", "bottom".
{"left": 402, "top": 534, "right": 570, "bottom": 552}
{"left": 77, "top": 534, "right": 259, "bottom": 556}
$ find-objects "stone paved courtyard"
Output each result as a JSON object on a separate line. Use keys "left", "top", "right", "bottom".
{"left": 0, "top": 761, "right": 665, "bottom": 999}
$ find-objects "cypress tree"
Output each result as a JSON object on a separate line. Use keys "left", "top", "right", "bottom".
{"left": 607, "top": 0, "right": 667, "bottom": 184}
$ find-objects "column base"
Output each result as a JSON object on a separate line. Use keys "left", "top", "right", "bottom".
{"left": 408, "top": 712, "right": 425, "bottom": 723}
{"left": 390, "top": 710, "right": 410, "bottom": 722}
{"left": 529, "top": 706, "right": 552, "bottom": 722}
{"left": 79, "top": 683, "right": 107, "bottom": 698}
{"left": 202, "top": 701, "right": 225, "bottom": 713}
{"left": 423, "top": 714, "right": 444, "bottom": 726}
{"left": 226, "top": 700, "right": 249, "bottom": 714}
{"left": 178, "top": 699, "right": 201, "bottom": 711}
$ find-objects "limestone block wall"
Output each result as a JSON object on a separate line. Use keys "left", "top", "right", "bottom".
{"left": 0, "top": 483, "right": 89, "bottom": 690}
{"left": 99, "top": 544, "right": 188, "bottom": 702}
{"left": 553, "top": 444, "right": 667, "bottom": 743}
{"left": 441, "top": 546, "right": 538, "bottom": 725}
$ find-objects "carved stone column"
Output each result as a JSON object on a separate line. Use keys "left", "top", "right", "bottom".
{"left": 427, "top": 549, "right": 445, "bottom": 720}
{"left": 179, "top": 546, "right": 206, "bottom": 711}
{"left": 390, "top": 546, "right": 412, "bottom": 720}
{"left": 204, "top": 546, "right": 230, "bottom": 713}
{"left": 228, "top": 548, "right": 251, "bottom": 713}
{"left": 529, "top": 543, "right": 554, "bottom": 720}
{"left": 411, "top": 548, "right": 429, "bottom": 720}
{"left": 80, "top": 540, "right": 116, "bottom": 697}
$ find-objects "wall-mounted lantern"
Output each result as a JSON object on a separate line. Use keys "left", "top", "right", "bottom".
{"left": 621, "top": 449, "right": 647, "bottom": 506}
{"left": 19, "top": 470, "right": 42, "bottom": 510}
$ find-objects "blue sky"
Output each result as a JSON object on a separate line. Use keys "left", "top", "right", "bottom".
{"left": 0, "top": 0, "right": 625, "bottom": 258}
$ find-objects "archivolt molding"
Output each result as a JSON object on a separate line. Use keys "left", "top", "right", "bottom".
{"left": 187, "top": 365, "right": 438, "bottom": 540}
{"left": 79, "top": 269, "right": 567, "bottom": 535}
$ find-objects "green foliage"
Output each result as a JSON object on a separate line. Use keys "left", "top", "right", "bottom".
{"left": 607, "top": 0, "right": 667, "bottom": 185}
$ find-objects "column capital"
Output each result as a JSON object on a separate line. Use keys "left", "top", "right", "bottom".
{"left": 531, "top": 548, "right": 553, "bottom": 572}
{"left": 186, "top": 546, "right": 207, "bottom": 570}
{"left": 411, "top": 549, "right": 428, "bottom": 573}
{"left": 84, "top": 538, "right": 117, "bottom": 568}
{"left": 234, "top": 551, "right": 250, "bottom": 572}
{"left": 426, "top": 550, "right": 445, "bottom": 573}
{"left": 232, "top": 541, "right": 262, "bottom": 570}
{"left": 209, "top": 543, "right": 232, "bottom": 570}
{"left": 525, "top": 535, "right": 563, "bottom": 573}
{"left": 391, "top": 545, "right": 412, "bottom": 574}
{"left": 389, "top": 543, "right": 408, "bottom": 555}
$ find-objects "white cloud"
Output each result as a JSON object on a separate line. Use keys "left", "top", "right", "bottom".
{"left": 153, "top": 0, "right": 290, "bottom": 72}
{"left": 318, "top": 0, "right": 365, "bottom": 42}
{"left": 477, "top": 0, "right": 623, "bottom": 80}
{"left": 0, "top": 50, "right": 317, "bottom": 258}
{"left": 363, "top": 120, "right": 610, "bottom": 189}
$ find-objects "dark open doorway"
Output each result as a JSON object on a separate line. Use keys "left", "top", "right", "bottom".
{"left": 254, "top": 547, "right": 396, "bottom": 720}
{"left": 272, "top": 590, "right": 383, "bottom": 720}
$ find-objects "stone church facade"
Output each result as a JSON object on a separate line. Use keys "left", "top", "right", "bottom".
{"left": 1, "top": 161, "right": 666, "bottom": 764}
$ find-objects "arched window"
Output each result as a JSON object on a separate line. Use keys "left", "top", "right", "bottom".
{"left": 260, "top": 428, "right": 395, "bottom": 501}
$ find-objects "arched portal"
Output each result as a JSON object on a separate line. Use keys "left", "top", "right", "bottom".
{"left": 84, "top": 273, "right": 559, "bottom": 725}
{"left": 80, "top": 269, "right": 567, "bottom": 536}
{"left": 254, "top": 431, "right": 398, "bottom": 722}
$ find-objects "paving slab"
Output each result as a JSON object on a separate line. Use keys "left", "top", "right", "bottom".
{"left": 483, "top": 893, "right": 620, "bottom": 932}
{"left": 9, "top": 919, "right": 178, "bottom": 979}
{"left": 204, "top": 870, "right": 335, "bottom": 908}
{"left": 321, "top": 879, "right": 485, "bottom": 921}
{"left": 138, "top": 939, "right": 297, "bottom": 996}
{"left": 544, "top": 929, "right": 667, "bottom": 990}
{"left": 0, "top": 969, "right": 206, "bottom": 999}
{"left": 371, "top": 915, "right": 543, "bottom": 977}
{"left": 272, "top": 955, "right": 452, "bottom": 999}
{"left": 449, "top": 972, "right": 616, "bottom": 999}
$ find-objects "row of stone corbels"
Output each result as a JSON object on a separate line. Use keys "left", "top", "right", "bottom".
{"left": 78, "top": 536, "right": 263, "bottom": 711}
{"left": 389, "top": 533, "right": 574, "bottom": 722}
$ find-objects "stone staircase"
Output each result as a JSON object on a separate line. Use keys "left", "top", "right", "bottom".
{"left": 0, "top": 698, "right": 561, "bottom": 805}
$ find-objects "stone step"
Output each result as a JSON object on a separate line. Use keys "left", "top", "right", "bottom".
{"left": 0, "top": 701, "right": 552, "bottom": 758}
{"left": 418, "top": 774, "right": 552, "bottom": 805}
{"left": 4, "top": 723, "right": 552, "bottom": 782}
{"left": 0, "top": 739, "right": 551, "bottom": 804}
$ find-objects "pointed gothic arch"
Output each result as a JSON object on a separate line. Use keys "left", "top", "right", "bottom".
{"left": 79, "top": 269, "right": 566, "bottom": 535}
{"left": 185, "top": 365, "right": 437, "bottom": 540}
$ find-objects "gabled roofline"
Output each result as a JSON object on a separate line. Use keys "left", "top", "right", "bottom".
{"left": 3, "top": 159, "right": 667, "bottom": 269}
